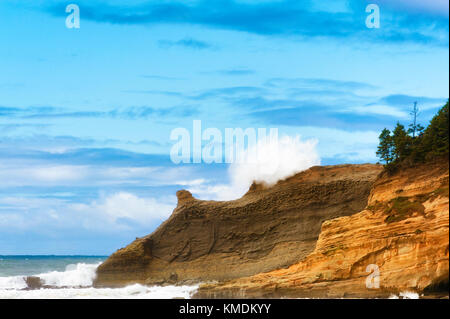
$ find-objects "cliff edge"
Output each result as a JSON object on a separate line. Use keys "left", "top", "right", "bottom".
{"left": 94, "top": 164, "right": 382, "bottom": 287}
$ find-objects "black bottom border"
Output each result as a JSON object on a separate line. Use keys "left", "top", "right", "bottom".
{"left": 1, "top": 298, "right": 449, "bottom": 318}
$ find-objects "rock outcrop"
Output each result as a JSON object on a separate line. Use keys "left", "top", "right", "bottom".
{"left": 94, "top": 164, "right": 382, "bottom": 287}
{"left": 25, "top": 276, "right": 44, "bottom": 290}
{"left": 195, "top": 160, "right": 449, "bottom": 298}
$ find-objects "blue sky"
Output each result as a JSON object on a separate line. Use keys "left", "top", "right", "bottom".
{"left": 0, "top": 0, "right": 448, "bottom": 254}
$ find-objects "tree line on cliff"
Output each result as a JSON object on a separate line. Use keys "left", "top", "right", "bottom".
{"left": 376, "top": 101, "right": 449, "bottom": 170}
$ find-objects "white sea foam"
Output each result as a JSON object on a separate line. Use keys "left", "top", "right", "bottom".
{"left": 0, "top": 275, "right": 28, "bottom": 290}
{"left": 389, "top": 291, "right": 420, "bottom": 299}
{"left": 399, "top": 291, "right": 420, "bottom": 299}
{"left": 0, "top": 262, "right": 99, "bottom": 290}
{"left": 0, "top": 284, "right": 199, "bottom": 299}
{"left": 37, "top": 262, "right": 100, "bottom": 287}
{"left": 0, "top": 262, "right": 199, "bottom": 299}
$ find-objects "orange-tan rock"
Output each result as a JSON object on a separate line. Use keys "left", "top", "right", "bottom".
{"left": 195, "top": 160, "right": 449, "bottom": 298}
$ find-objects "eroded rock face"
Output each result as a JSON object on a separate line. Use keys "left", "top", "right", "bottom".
{"left": 94, "top": 164, "right": 382, "bottom": 287}
{"left": 195, "top": 160, "right": 449, "bottom": 298}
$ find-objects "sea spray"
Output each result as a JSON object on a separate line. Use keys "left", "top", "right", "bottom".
{"left": 37, "top": 262, "right": 100, "bottom": 287}
{"left": 0, "top": 260, "right": 199, "bottom": 299}
{"left": 0, "top": 284, "right": 199, "bottom": 299}
{"left": 0, "top": 262, "right": 100, "bottom": 289}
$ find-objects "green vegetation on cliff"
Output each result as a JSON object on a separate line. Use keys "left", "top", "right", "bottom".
{"left": 377, "top": 101, "right": 449, "bottom": 170}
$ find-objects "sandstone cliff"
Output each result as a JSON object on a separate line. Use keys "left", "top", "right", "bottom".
{"left": 94, "top": 164, "right": 382, "bottom": 287}
{"left": 195, "top": 160, "right": 449, "bottom": 298}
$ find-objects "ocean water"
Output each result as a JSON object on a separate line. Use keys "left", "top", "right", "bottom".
{"left": 0, "top": 256, "right": 198, "bottom": 299}
{"left": 0, "top": 255, "right": 106, "bottom": 277}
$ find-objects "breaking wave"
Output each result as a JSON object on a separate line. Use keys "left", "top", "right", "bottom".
{"left": 0, "top": 262, "right": 99, "bottom": 289}
{"left": 0, "top": 262, "right": 198, "bottom": 299}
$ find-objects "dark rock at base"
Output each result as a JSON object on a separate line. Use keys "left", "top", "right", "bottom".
{"left": 25, "top": 276, "right": 44, "bottom": 290}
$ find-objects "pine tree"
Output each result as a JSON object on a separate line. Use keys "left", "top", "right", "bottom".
{"left": 422, "top": 101, "right": 449, "bottom": 158}
{"left": 376, "top": 101, "right": 449, "bottom": 168}
{"left": 376, "top": 128, "right": 393, "bottom": 164}
{"left": 392, "top": 122, "right": 411, "bottom": 161}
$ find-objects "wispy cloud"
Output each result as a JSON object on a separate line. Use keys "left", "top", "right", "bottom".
{"left": 378, "top": 94, "right": 447, "bottom": 109}
{"left": 153, "top": 77, "right": 446, "bottom": 131}
{"left": 0, "top": 158, "right": 201, "bottom": 188}
{"left": 191, "top": 86, "right": 265, "bottom": 101}
{"left": 140, "top": 74, "right": 185, "bottom": 81}
{"left": 0, "top": 142, "right": 171, "bottom": 164}
{"left": 158, "top": 38, "right": 214, "bottom": 50}
{"left": 0, "top": 105, "right": 198, "bottom": 120}
{"left": 203, "top": 68, "right": 256, "bottom": 76}
{"left": 0, "top": 123, "right": 50, "bottom": 133}
{"left": 247, "top": 106, "right": 396, "bottom": 130}
{"left": 121, "top": 77, "right": 376, "bottom": 103}
{"left": 264, "top": 77, "right": 377, "bottom": 90}
{"left": 377, "top": 0, "right": 449, "bottom": 17}
{"left": 122, "top": 89, "right": 184, "bottom": 97}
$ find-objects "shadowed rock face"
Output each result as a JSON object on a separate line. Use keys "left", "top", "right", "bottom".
{"left": 94, "top": 164, "right": 383, "bottom": 287}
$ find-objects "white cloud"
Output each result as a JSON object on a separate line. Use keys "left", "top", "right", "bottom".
{"left": 189, "top": 135, "right": 320, "bottom": 200}
{"left": 29, "top": 165, "right": 88, "bottom": 182}
{"left": 90, "top": 192, "right": 175, "bottom": 224}
{"left": 0, "top": 163, "right": 196, "bottom": 187}
{"left": 0, "top": 197, "right": 68, "bottom": 230}
{"left": 0, "top": 165, "right": 87, "bottom": 186}
{"left": 0, "top": 192, "right": 176, "bottom": 232}
{"left": 174, "top": 178, "right": 207, "bottom": 186}
{"left": 351, "top": 104, "right": 409, "bottom": 119}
